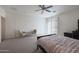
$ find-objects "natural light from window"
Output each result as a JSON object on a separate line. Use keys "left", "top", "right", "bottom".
{"left": 46, "top": 16, "right": 58, "bottom": 34}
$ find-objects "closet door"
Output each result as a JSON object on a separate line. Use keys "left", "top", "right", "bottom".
{"left": 1, "top": 16, "right": 5, "bottom": 41}
{"left": 0, "top": 16, "right": 1, "bottom": 42}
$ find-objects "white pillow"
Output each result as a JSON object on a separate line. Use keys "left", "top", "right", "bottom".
{"left": 19, "top": 29, "right": 37, "bottom": 37}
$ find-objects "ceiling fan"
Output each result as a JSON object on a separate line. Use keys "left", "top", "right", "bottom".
{"left": 35, "top": 5, "right": 53, "bottom": 14}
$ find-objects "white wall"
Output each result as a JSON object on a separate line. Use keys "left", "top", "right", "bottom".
{"left": 0, "top": 7, "right": 6, "bottom": 17}
{"left": 5, "top": 11, "right": 46, "bottom": 39}
{"left": 4, "top": 7, "right": 79, "bottom": 39}
{"left": 58, "top": 9, "right": 79, "bottom": 35}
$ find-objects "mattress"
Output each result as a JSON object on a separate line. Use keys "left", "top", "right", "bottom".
{"left": 37, "top": 35, "right": 79, "bottom": 53}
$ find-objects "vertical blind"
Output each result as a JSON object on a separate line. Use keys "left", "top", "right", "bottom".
{"left": 46, "top": 16, "right": 58, "bottom": 34}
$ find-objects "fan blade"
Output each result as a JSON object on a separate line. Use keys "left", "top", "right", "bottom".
{"left": 39, "top": 5, "right": 45, "bottom": 8}
{"left": 39, "top": 5, "right": 42, "bottom": 8}
{"left": 35, "top": 9, "right": 42, "bottom": 11}
{"left": 41, "top": 10, "right": 44, "bottom": 14}
{"left": 46, "top": 6, "right": 53, "bottom": 9}
{"left": 42, "top": 5, "right": 44, "bottom": 8}
{"left": 46, "top": 10, "right": 51, "bottom": 12}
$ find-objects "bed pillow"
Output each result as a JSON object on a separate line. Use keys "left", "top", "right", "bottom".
{"left": 19, "top": 29, "right": 37, "bottom": 37}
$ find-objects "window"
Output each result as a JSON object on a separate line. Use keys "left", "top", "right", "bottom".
{"left": 46, "top": 16, "right": 58, "bottom": 34}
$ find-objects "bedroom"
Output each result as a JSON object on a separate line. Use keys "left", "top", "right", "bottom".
{"left": 0, "top": 5, "right": 79, "bottom": 53}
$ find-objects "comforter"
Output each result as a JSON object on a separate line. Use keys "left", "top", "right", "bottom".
{"left": 38, "top": 35, "right": 79, "bottom": 53}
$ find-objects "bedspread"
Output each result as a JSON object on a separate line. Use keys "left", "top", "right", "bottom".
{"left": 38, "top": 35, "right": 79, "bottom": 53}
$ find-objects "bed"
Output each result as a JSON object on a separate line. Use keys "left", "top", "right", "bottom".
{"left": 37, "top": 35, "right": 79, "bottom": 53}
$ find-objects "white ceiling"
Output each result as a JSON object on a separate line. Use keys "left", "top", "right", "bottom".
{"left": 1, "top": 5, "right": 79, "bottom": 17}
